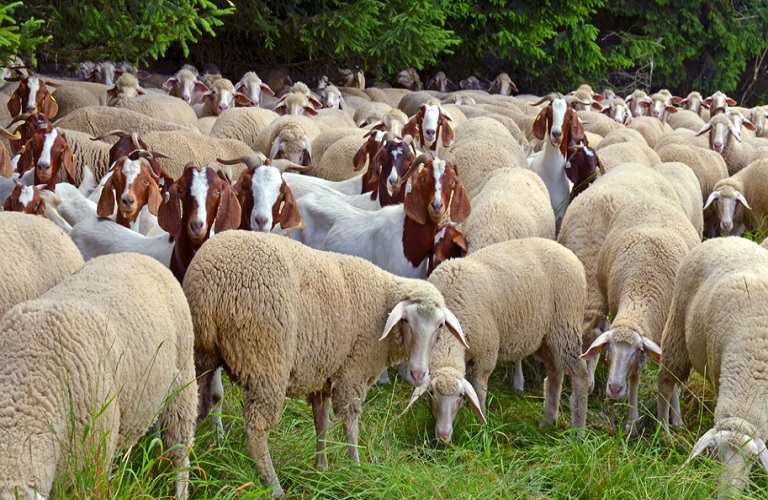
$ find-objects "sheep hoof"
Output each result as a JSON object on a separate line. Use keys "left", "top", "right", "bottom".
{"left": 270, "top": 484, "right": 285, "bottom": 498}
{"left": 624, "top": 421, "right": 639, "bottom": 438}
{"left": 376, "top": 369, "right": 391, "bottom": 385}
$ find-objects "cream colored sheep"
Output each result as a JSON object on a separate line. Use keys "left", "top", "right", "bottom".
{"left": 697, "top": 111, "right": 757, "bottom": 175}
{"left": 628, "top": 116, "right": 671, "bottom": 148}
{"left": 581, "top": 196, "right": 699, "bottom": 434}
{"left": 652, "top": 161, "right": 704, "bottom": 237}
{"left": 312, "top": 108, "right": 357, "bottom": 130}
{"left": 353, "top": 101, "right": 393, "bottom": 127}
{"left": 208, "top": 107, "right": 279, "bottom": 150}
{"left": 55, "top": 105, "right": 196, "bottom": 137}
{"left": 653, "top": 128, "right": 709, "bottom": 152}
{"left": 657, "top": 237, "right": 768, "bottom": 497}
{"left": 310, "top": 128, "right": 367, "bottom": 166}
{"left": 0, "top": 253, "right": 196, "bottom": 500}
{"left": 656, "top": 143, "right": 728, "bottom": 201}
{"left": 703, "top": 158, "right": 768, "bottom": 236}
{"left": 113, "top": 92, "right": 200, "bottom": 127}
{"left": 184, "top": 230, "right": 468, "bottom": 497}
{"left": 50, "top": 85, "right": 100, "bottom": 119}
{"left": 449, "top": 137, "right": 528, "bottom": 200}
{"left": 398, "top": 90, "right": 441, "bottom": 117}
{"left": 0, "top": 212, "right": 83, "bottom": 317}
{"left": 103, "top": 72, "right": 145, "bottom": 106}
{"left": 596, "top": 141, "right": 661, "bottom": 172}
{"left": 311, "top": 134, "right": 367, "bottom": 181}
{"left": 595, "top": 128, "right": 646, "bottom": 150}
{"left": 367, "top": 87, "right": 411, "bottom": 109}
{"left": 665, "top": 109, "right": 706, "bottom": 132}
{"left": 254, "top": 116, "right": 322, "bottom": 166}
{"left": 577, "top": 110, "right": 622, "bottom": 137}
{"left": 59, "top": 128, "right": 113, "bottom": 183}
{"left": 405, "top": 238, "right": 589, "bottom": 442}
{"left": 142, "top": 130, "right": 252, "bottom": 179}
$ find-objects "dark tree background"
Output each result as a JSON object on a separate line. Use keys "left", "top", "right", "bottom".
{"left": 4, "top": 0, "right": 768, "bottom": 104}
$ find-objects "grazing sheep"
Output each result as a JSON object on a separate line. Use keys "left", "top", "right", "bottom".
{"left": 0, "top": 253, "right": 197, "bottom": 499}
{"left": 657, "top": 237, "right": 768, "bottom": 497}
{"left": 254, "top": 116, "right": 321, "bottom": 167}
{"left": 0, "top": 212, "right": 83, "bottom": 317}
{"left": 580, "top": 196, "right": 700, "bottom": 434}
{"left": 703, "top": 158, "right": 768, "bottom": 236}
{"left": 184, "top": 230, "right": 468, "bottom": 497}
{"left": 405, "top": 238, "right": 589, "bottom": 441}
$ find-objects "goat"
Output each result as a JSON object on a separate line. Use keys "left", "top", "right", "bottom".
{"left": 290, "top": 154, "right": 471, "bottom": 279}
{"left": 429, "top": 222, "right": 468, "bottom": 274}
{"left": 402, "top": 100, "right": 454, "bottom": 155}
{"left": 157, "top": 163, "right": 242, "bottom": 282}
{"left": 16, "top": 127, "right": 75, "bottom": 190}
{"left": 7, "top": 75, "right": 58, "bottom": 119}
{"left": 527, "top": 93, "right": 586, "bottom": 227}
{"left": 565, "top": 144, "right": 604, "bottom": 201}
{"left": 2, "top": 181, "right": 45, "bottom": 215}
{"left": 96, "top": 156, "right": 163, "bottom": 232}
{"left": 3, "top": 112, "right": 53, "bottom": 155}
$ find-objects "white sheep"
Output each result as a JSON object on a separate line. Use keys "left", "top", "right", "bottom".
{"left": 193, "top": 78, "right": 250, "bottom": 118}
{"left": 625, "top": 89, "right": 652, "bottom": 117}
{"left": 112, "top": 92, "right": 200, "bottom": 127}
{"left": 404, "top": 238, "right": 589, "bottom": 442}
{"left": 677, "top": 91, "right": 705, "bottom": 116}
{"left": 652, "top": 161, "right": 704, "bottom": 236}
{"left": 102, "top": 72, "right": 145, "bottom": 106}
{"left": 208, "top": 106, "right": 279, "bottom": 150}
{"left": 234, "top": 71, "right": 274, "bottom": 107}
{"left": 320, "top": 84, "right": 347, "bottom": 110}
{"left": 696, "top": 111, "right": 757, "bottom": 175}
{"left": 254, "top": 116, "right": 321, "bottom": 166}
{"left": 0, "top": 253, "right": 197, "bottom": 499}
{"left": 657, "top": 237, "right": 768, "bottom": 497}
{"left": 703, "top": 158, "right": 768, "bottom": 236}
{"left": 184, "top": 230, "right": 468, "bottom": 497}
{"left": 0, "top": 212, "right": 83, "bottom": 317}
{"left": 162, "top": 64, "right": 208, "bottom": 104}
{"left": 627, "top": 116, "right": 671, "bottom": 148}
{"left": 596, "top": 141, "right": 661, "bottom": 172}
{"left": 664, "top": 109, "right": 706, "bottom": 132}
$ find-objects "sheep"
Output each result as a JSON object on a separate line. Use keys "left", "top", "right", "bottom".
{"left": 363, "top": 108, "right": 409, "bottom": 138}
{"left": 54, "top": 105, "right": 196, "bottom": 138}
{"left": 0, "top": 211, "right": 83, "bottom": 317}
{"left": 459, "top": 106, "right": 530, "bottom": 148}
{"left": 580, "top": 196, "right": 700, "bottom": 434}
{"left": 208, "top": 107, "right": 279, "bottom": 150}
{"left": 448, "top": 137, "right": 528, "bottom": 201}
{"left": 397, "top": 90, "right": 442, "bottom": 117}
{"left": 703, "top": 90, "right": 736, "bottom": 116}
{"left": 310, "top": 128, "right": 367, "bottom": 166}
{"left": 353, "top": 101, "right": 394, "bottom": 128}
{"left": 596, "top": 141, "right": 661, "bottom": 172}
{"left": 703, "top": 158, "right": 768, "bottom": 236}
{"left": 696, "top": 111, "right": 757, "bottom": 175}
{"left": 397, "top": 67, "right": 423, "bottom": 91}
{"left": 567, "top": 84, "right": 603, "bottom": 111}
{"left": 656, "top": 143, "right": 729, "bottom": 201}
{"left": 85, "top": 61, "right": 117, "bottom": 85}
{"left": 592, "top": 96, "right": 632, "bottom": 125}
{"left": 459, "top": 76, "right": 485, "bottom": 90}
{"left": 311, "top": 134, "right": 366, "bottom": 181}
{"left": 648, "top": 90, "right": 679, "bottom": 121}
{"left": 234, "top": 71, "right": 274, "bottom": 107}
{"left": 254, "top": 116, "right": 321, "bottom": 166}
{"left": 441, "top": 94, "right": 476, "bottom": 106}
{"left": 665, "top": 109, "right": 706, "bottom": 132}
{"left": 625, "top": 89, "right": 652, "bottom": 117}
{"left": 595, "top": 128, "right": 646, "bottom": 150}
{"left": 677, "top": 91, "right": 705, "bottom": 116}
{"left": 404, "top": 238, "right": 589, "bottom": 441}
{"left": 103, "top": 72, "right": 145, "bottom": 106}
{"left": 627, "top": 116, "right": 670, "bottom": 148}
{"left": 49, "top": 85, "right": 100, "bottom": 119}
{"left": 112, "top": 92, "right": 200, "bottom": 127}
{"left": 162, "top": 65, "right": 208, "bottom": 104}
{"left": 0, "top": 253, "right": 197, "bottom": 499}
{"left": 273, "top": 92, "right": 319, "bottom": 117}
{"left": 652, "top": 161, "right": 704, "bottom": 236}
{"left": 577, "top": 110, "right": 622, "bottom": 137}
{"left": 311, "top": 108, "right": 357, "bottom": 131}
{"left": 184, "top": 230, "right": 468, "bottom": 497}
{"left": 488, "top": 72, "right": 517, "bottom": 95}
{"left": 748, "top": 105, "right": 768, "bottom": 137}
{"left": 657, "top": 237, "right": 768, "bottom": 497}
{"left": 424, "top": 71, "right": 454, "bottom": 93}
{"left": 320, "top": 84, "right": 346, "bottom": 110}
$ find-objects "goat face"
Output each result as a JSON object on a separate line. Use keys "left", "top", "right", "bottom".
{"left": 17, "top": 128, "right": 75, "bottom": 188}
{"left": 8, "top": 77, "right": 58, "bottom": 119}
{"left": 234, "top": 164, "right": 301, "bottom": 232}
{"left": 97, "top": 157, "right": 161, "bottom": 226}
{"left": 8, "top": 113, "right": 52, "bottom": 155}
{"left": 3, "top": 183, "right": 45, "bottom": 215}
{"left": 378, "top": 140, "right": 415, "bottom": 200}
{"left": 404, "top": 159, "right": 471, "bottom": 225}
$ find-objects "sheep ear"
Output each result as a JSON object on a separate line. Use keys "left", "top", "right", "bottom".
{"left": 381, "top": 301, "right": 409, "bottom": 341}
{"left": 581, "top": 330, "right": 612, "bottom": 360}
{"left": 734, "top": 190, "right": 751, "bottom": 210}
{"left": 641, "top": 337, "right": 662, "bottom": 364}
{"left": 696, "top": 122, "right": 712, "bottom": 137}
{"left": 726, "top": 98, "right": 737, "bottom": 106}
{"left": 461, "top": 378, "right": 487, "bottom": 424}
{"left": 339, "top": 95, "right": 348, "bottom": 111}
{"left": 194, "top": 81, "right": 209, "bottom": 93}
{"left": 684, "top": 428, "right": 718, "bottom": 466}
{"left": 703, "top": 190, "right": 721, "bottom": 209}
{"left": 197, "top": 92, "right": 213, "bottom": 104}
{"left": 742, "top": 119, "right": 757, "bottom": 132}
{"left": 442, "top": 306, "right": 469, "bottom": 348}
{"left": 96, "top": 172, "right": 117, "bottom": 217}
{"left": 269, "top": 137, "right": 282, "bottom": 160}
{"left": 234, "top": 93, "right": 252, "bottom": 106}
{"left": 260, "top": 83, "right": 275, "bottom": 96}
{"left": 162, "top": 77, "right": 178, "bottom": 90}
{"left": 400, "top": 381, "right": 431, "bottom": 417}
{"left": 751, "top": 436, "right": 768, "bottom": 474}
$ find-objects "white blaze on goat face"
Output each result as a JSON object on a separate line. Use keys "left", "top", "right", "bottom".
{"left": 386, "top": 148, "right": 403, "bottom": 193}
{"left": 121, "top": 159, "right": 142, "bottom": 203}
{"left": 27, "top": 77, "right": 40, "bottom": 112}
{"left": 250, "top": 166, "right": 283, "bottom": 232}
{"left": 38, "top": 128, "right": 59, "bottom": 167}
{"left": 191, "top": 168, "right": 210, "bottom": 232}
{"left": 550, "top": 98, "right": 568, "bottom": 144}
{"left": 430, "top": 160, "right": 447, "bottom": 217}
{"left": 18, "top": 185, "right": 35, "bottom": 207}
{"left": 422, "top": 104, "right": 440, "bottom": 144}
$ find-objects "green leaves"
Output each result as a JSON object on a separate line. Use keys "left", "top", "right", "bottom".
{"left": 0, "top": 1, "right": 51, "bottom": 67}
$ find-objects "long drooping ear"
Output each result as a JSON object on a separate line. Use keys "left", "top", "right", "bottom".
{"left": 703, "top": 190, "right": 721, "bottom": 210}
{"left": 16, "top": 142, "right": 34, "bottom": 174}
{"left": 443, "top": 307, "right": 469, "bottom": 348}
{"left": 696, "top": 122, "right": 712, "bottom": 137}
{"left": 402, "top": 108, "right": 424, "bottom": 141}
{"left": 213, "top": 184, "right": 242, "bottom": 234}
{"left": 96, "top": 172, "right": 117, "bottom": 217}
{"left": 404, "top": 178, "right": 428, "bottom": 225}
{"left": 642, "top": 337, "right": 662, "bottom": 364}
{"left": 352, "top": 141, "right": 370, "bottom": 171}
{"left": 7, "top": 89, "right": 20, "bottom": 117}
{"left": 400, "top": 381, "right": 431, "bottom": 416}
{"left": 580, "top": 330, "right": 613, "bottom": 360}
{"left": 277, "top": 180, "right": 302, "bottom": 228}
{"left": 532, "top": 106, "right": 551, "bottom": 140}
{"left": 461, "top": 379, "right": 487, "bottom": 424}
{"left": 684, "top": 428, "right": 718, "bottom": 466}
{"left": 269, "top": 137, "right": 282, "bottom": 160}
{"left": 569, "top": 110, "right": 585, "bottom": 142}
{"left": 0, "top": 144, "right": 11, "bottom": 178}
{"left": 60, "top": 143, "right": 76, "bottom": 183}
{"left": 260, "top": 83, "right": 275, "bottom": 96}
{"left": 381, "top": 300, "right": 409, "bottom": 340}
{"left": 158, "top": 179, "right": 183, "bottom": 238}
{"left": 42, "top": 92, "right": 58, "bottom": 119}
{"left": 449, "top": 175, "right": 471, "bottom": 223}
{"left": 146, "top": 178, "right": 162, "bottom": 216}
{"left": 733, "top": 191, "right": 751, "bottom": 210}
{"left": 439, "top": 115, "right": 454, "bottom": 147}
{"left": 338, "top": 95, "right": 348, "bottom": 111}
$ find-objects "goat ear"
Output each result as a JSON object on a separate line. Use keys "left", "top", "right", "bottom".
{"left": 35, "top": 196, "right": 46, "bottom": 215}
{"left": 277, "top": 181, "right": 302, "bottom": 229}
{"left": 569, "top": 112, "right": 585, "bottom": 142}
{"left": 2, "top": 193, "right": 12, "bottom": 211}
{"left": 147, "top": 178, "right": 162, "bottom": 216}
{"left": 440, "top": 116, "right": 454, "bottom": 147}
{"left": 532, "top": 107, "right": 549, "bottom": 140}
{"left": 7, "top": 90, "right": 20, "bottom": 117}
{"left": 213, "top": 184, "right": 242, "bottom": 234}
{"left": 402, "top": 113, "right": 420, "bottom": 139}
{"left": 16, "top": 143, "right": 33, "bottom": 175}
{"left": 0, "top": 145, "right": 11, "bottom": 178}
{"left": 60, "top": 144, "right": 76, "bottom": 184}
{"left": 404, "top": 180, "right": 428, "bottom": 225}
{"left": 352, "top": 141, "right": 369, "bottom": 171}
{"left": 96, "top": 173, "right": 117, "bottom": 217}
{"left": 449, "top": 175, "right": 471, "bottom": 223}
{"left": 42, "top": 92, "right": 58, "bottom": 119}
{"left": 158, "top": 181, "right": 183, "bottom": 238}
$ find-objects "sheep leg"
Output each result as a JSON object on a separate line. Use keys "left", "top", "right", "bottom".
{"left": 537, "top": 344, "right": 563, "bottom": 426}
{"left": 343, "top": 409, "right": 361, "bottom": 462}
{"left": 670, "top": 383, "right": 682, "bottom": 430}
{"left": 309, "top": 390, "right": 330, "bottom": 469}
{"left": 513, "top": 360, "right": 524, "bottom": 395}
{"left": 567, "top": 359, "right": 590, "bottom": 432}
{"left": 210, "top": 367, "right": 225, "bottom": 441}
{"left": 657, "top": 299, "right": 691, "bottom": 431}
{"left": 472, "top": 370, "right": 492, "bottom": 410}
{"left": 624, "top": 371, "right": 641, "bottom": 437}
{"left": 243, "top": 388, "right": 284, "bottom": 498}
{"left": 159, "top": 368, "right": 197, "bottom": 500}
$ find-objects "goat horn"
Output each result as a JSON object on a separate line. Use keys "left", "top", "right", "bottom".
{"left": 131, "top": 132, "right": 141, "bottom": 150}
{"left": 530, "top": 94, "right": 556, "bottom": 107}
{"left": 89, "top": 130, "right": 130, "bottom": 142}
{"left": 217, "top": 154, "right": 266, "bottom": 171}
{"left": 7, "top": 113, "right": 32, "bottom": 127}
{"left": 394, "top": 152, "right": 432, "bottom": 191}
{"left": 148, "top": 151, "right": 172, "bottom": 160}
{"left": 271, "top": 158, "right": 314, "bottom": 174}
{"left": 0, "top": 128, "right": 18, "bottom": 141}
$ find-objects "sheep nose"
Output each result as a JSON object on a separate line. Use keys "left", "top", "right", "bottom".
{"left": 714, "top": 142, "right": 723, "bottom": 150}
{"left": 437, "top": 430, "right": 452, "bottom": 443}
{"left": 608, "top": 383, "right": 622, "bottom": 398}
{"left": 219, "top": 103, "right": 229, "bottom": 111}
{"left": 409, "top": 369, "right": 425, "bottom": 386}
{"left": 182, "top": 95, "right": 190, "bottom": 103}
{"left": 722, "top": 221, "right": 733, "bottom": 232}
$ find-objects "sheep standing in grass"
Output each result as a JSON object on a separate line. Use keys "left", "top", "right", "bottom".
{"left": 657, "top": 237, "right": 768, "bottom": 497}
{"left": 405, "top": 238, "right": 589, "bottom": 442}
{"left": 184, "top": 230, "right": 468, "bottom": 497}
{"left": 703, "top": 158, "right": 768, "bottom": 236}
{"left": 0, "top": 253, "right": 197, "bottom": 499}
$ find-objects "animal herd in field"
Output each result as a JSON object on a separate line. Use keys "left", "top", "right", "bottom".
{"left": 2, "top": 59, "right": 768, "bottom": 498}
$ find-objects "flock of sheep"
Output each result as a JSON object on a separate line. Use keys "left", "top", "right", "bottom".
{"left": 1, "top": 59, "right": 768, "bottom": 498}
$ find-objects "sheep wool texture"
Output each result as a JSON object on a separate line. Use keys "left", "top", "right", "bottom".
{"left": 656, "top": 143, "right": 728, "bottom": 200}
{"left": 596, "top": 142, "right": 662, "bottom": 172}
{"left": 652, "top": 162, "right": 704, "bottom": 236}
{"left": 596, "top": 128, "right": 647, "bottom": 150}
{"left": 0, "top": 212, "right": 84, "bottom": 317}
{"left": 0, "top": 253, "right": 197, "bottom": 498}
{"left": 427, "top": 238, "right": 589, "bottom": 426}
{"left": 209, "top": 107, "right": 279, "bottom": 150}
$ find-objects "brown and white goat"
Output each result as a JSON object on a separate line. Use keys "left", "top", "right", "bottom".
{"left": 7, "top": 76, "right": 58, "bottom": 119}
{"left": 16, "top": 127, "right": 75, "bottom": 190}
{"left": 565, "top": 144, "right": 604, "bottom": 201}
{"left": 2, "top": 181, "right": 45, "bottom": 215}
{"left": 97, "top": 156, "right": 163, "bottom": 232}
{"left": 2, "top": 112, "right": 53, "bottom": 155}
{"left": 429, "top": 222, "right": 468, "bottom": 274}
{"left": 158, "top": 163, "right": 242, "bottom": 282}
{"left": 402, "top": 100, "right": 454, "bottom": 155}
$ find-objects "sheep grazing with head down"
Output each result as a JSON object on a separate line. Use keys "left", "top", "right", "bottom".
{"left": 184, "top": 230, "right": 468, "bottom": 497}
